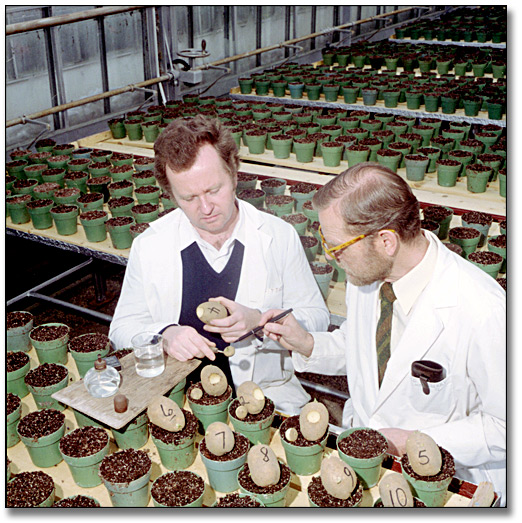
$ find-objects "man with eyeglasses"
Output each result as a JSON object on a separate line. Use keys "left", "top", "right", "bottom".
{"left": 261, "top": 162, "right": 506, "bottom": 503}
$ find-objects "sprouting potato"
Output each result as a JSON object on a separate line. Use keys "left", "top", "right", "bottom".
{"left": 405, "top": 431, "right": 443, "bottom": 477}
{"left": 205, "top": 421, "right": 235, "bottom": 456}
{"left": 196, "top": 301, "right": 228, "bottom": 324}
{"left": 235, "top": 405, "right": 248, "bottom": 420}
{"left": 223, "top": 345, "right": 235, "bottom": 357}
{"left": 200, "top": 365, "right": 228, "bottom": 396}
{"left": 190, "top": 387, "right": 203, "bottom": 400}
{"left": 320, "top": 456, "right": 357, "bottom": 500}
{"left": 379, "top": 473, "right": 414, "bottom": 507}
{"left": 247, "top": 444, "right": 280, "bottom": 487}
{"left": 147, "top": 396, "right": 185, "bottom": 432}
{"left": 299, "top": 400, "right": 329, "bottom": 441}
{"left": 237, "top": 381, "right": 265, "bottom": 415}
{"left": 285, "top": 427, "right": 298, "bottom": 442}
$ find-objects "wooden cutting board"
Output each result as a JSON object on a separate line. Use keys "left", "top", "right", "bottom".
{"left": 52, "top": 352, "right": 200, "bottom": 429}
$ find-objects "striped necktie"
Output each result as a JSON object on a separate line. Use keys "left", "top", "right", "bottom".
{"left": 376, "top": 282, "right": 396, "bottom": 387}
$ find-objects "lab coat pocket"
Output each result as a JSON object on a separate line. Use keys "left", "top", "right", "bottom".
{"left": 263, "top": 285, "right": 283, "bottom": 309}
{"left": 409, "top": 374, "right": 454, "bottom": 419}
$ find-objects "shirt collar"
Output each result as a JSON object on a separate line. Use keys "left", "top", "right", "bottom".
{"left": 389, "top": 231, "right": 438, "bottom": 315}
{"left": 178, "top": 199, "right": 245, "bottom": 254}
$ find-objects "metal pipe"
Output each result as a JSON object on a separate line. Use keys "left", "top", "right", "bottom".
{"left": 6, "top": 6, "right": 145, "bottom": 35}
{"left": 298, "top": 378, "right": 350, "bottom": 401}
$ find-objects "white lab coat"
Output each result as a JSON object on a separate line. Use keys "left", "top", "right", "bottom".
{"left": 109, "top": 199, "right": 330, "bottom": 415}
{"left": 293, "top": 231, "right": 506, "bottom": 501}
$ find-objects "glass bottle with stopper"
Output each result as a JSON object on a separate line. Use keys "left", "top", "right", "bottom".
{"left": 84, "top": 355, "right": 121, "bottom": 398}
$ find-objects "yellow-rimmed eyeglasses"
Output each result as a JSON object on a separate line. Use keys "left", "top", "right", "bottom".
{"left": 318, "top": 225, "right": 395, "bottom": 259}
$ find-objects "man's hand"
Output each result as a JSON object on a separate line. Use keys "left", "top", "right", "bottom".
{"left": 378, "top": 427, "right": 415, "bottom": 457}
{"left": 259, "top": 309, "right": 315, "bottom": 357}
{"left": 162, "top": 325, "right": 217, "bottom": 362}
{"left": 202, "top": 297, "right": 262, "bottom": 343}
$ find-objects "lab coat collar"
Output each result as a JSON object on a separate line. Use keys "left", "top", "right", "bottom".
{"left": 373, "top": 231, "right": 460, "bottom": 412}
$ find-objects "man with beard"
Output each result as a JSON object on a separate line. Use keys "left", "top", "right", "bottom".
{"left": 261, "top": 162, "right": 506, "bottom": 503}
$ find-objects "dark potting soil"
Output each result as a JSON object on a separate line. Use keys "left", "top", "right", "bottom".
{"left": 462, "top": 210, "right": 493, "bottom": 226}
{"left": 282, "top": 213, "right": 307, "bottom": 224}
{"left": 135, "top": 185, "right": 159, "bottom": 194}
{"left": 17, "top": 408, "right": 65, "bottom": 439}
{"left": 417, "top": 147, "right": 439, "bottom": 156}
{"left": 280, "top": 415, "right": 325, "bottom": 447}
{"left": 459, "top": 139, "right": 482, "bottom": 148}
{"left": 78, "top": 193, "right": 103, "bottom": 203}
{"left": 348, "top": 144, "right": 370, "bottom": 152}
{"left": 30, "top": 152, "right": 52, "bottom": 161}
{"left": 322, "top": 124, "right": 342, "bottom": 132}
{"left": 436, "top": 159, "right": 460, "bottom": 166}
{"left": 309, "top": 132, "right": 331, "bottom": 142}
{"left": 7, "top": 194, "right": 32, "bottom": 204}
{"left": 68, "top": 158, "right": 90, "bottom": 166}
{"left": 133, "top": 169, "right": 154, "bottom": 179}
{"left": 43, "top": 168, "right": 66, "bottom": 177}
{"left": 444, "top": 242, "right": 463, "bottom": 256}
{"left": 309, "top": 220, "right": 319, "bottom": 232}
{"left": 187, "top": 382, "right": 232, "bottom": 406}
{"left": 107, "top": 216, "right": 134, "bottom": 227}
{"left": 294, "top": 136, "right": 315, "bottom": 144}
{"left": 449, "top": 227, "right": 480, "bottom": 240}
{"left": 10, "top": 149, "right": 31, "bottom": 158}
{"left": 7, "top": 392, "right": 21, "bottom": 415}
{"left": 266, "top": 194, "right": 294, "bottom": 206}
{"left": 59, "top": 426, "right": 108, "bottom": 457}
{"left": 322, "top": 141, "right": 344, "bottom": 148}
{"left": 90, "top": 161, "right": 111, "bottom": 170}
{"left": 286, "top": 129, "right": 306, "bottom": 138}
{"left": 310, "top": 262, "right": 333, "bottom": 275}
{"left": 134, "top": 157, "right": 154, "bottom": 166}
{"left": 54, "top": 188, "right": 80, "bottom": 199}
{"left": 34, "top": 182, "right": 61, "bottom": 194}
{"left": 132, "top": 203, "right": 159, "bottom": 214}
{"left": 238, "top": 189, "right": 264, "bottom": 199}
{"left": 14, "top": 179, "right": 38, "bottom": 189}
{"left": 6, "top": 175, "right": 15, "bottom": 185}
{"left": 338, "top": 428, "right": 388, "bottom": 459}
{"left": 246, "top": 129, "right": 267, "bottom": 137}
{"left": 474, "top": 132, "right": 496, "bottom": 139}
{"left": 388, "top": 142, "right": 411, "bottom": 151}
{"left": 350, "top": 110, "right": 371, "bottom": 118}
{"left": 373, "top": 497, "right": 426, "bottom": 508}
{"left": 109, "top": 180, "right": 133, "bottom": 189}
{"left": 302, "top": 200, "right": 314, "bottom": 211}
{"left": 53, "top": 143, "right": 74, "bottom": 151}
{"left": 423, "top": 205, "right": 452, "bottom": 222}
{"left": 7, "top": 159, "right": 27, "bottom": 168}
{"left": 69, "top": 332, "right": 110, "bottom": 353}
{"left": 229, "top": 397, "right": 275, "bottom": 423}
{"left": 110, "top": 166, "right": 135, "bottom": 175}
{"left": 421, "top": 220, "right": 439, "bottom": 232}
{"left": 215, "top": 493, "right": 262, "bottom": 507}
{"left": 468, "top": 251, "right": 503, "bottom": 265}
{"left": 238, "top": 462, "right": 290, "bottom": 494}
{"left": 151, "top": 471, "right": 204, "bottom": 507}
{"left": 467, "top": 163, "right": 491, "bottom": 173}
{"left": 130, "top": 222, "right": 150, "bottom": 234}
{"left": 377, "top": 149, "right": 401, "bottom": 157}
{"left": 401, "top": 446, "right": 455, "bottom": 482}
{"left": 497, "top": 277, "right": 507, "bottom": 291}
{"left": 238, "top": 173, "right": 257, "bottom": 182}
{"left": 261, "top": 178, "right": 285, "bottom": 188}
{"left": 431, "top": 137, "right": 454, "bottom": 147}
{"left": 24, "top": 362, "right": 68, "bottom": 387}
{"left": 300, "top": 236, "right": 318, "bottom": 249}
{"left": 199, "top": 431, "right": 249, "bottom": 461}
{"left": 359, "top": 138, "right": 381, "bottom": 147}
{"left": 150, "top": 409, "right": 199, "bottom": 444}
{"left": 81, "top": 210, "right": 107, "bottom": 221}
{"left": 449, "top": 150, "right": 473, "bottom": 159}
{"left": 307, "top": 476, "right": 362, "bottom": 508}
{"left": 158, "top": 209, "right": 175, "bottom": 218}
{"left": 290, "top": 182, "right": 316, "bottom": 195}
{"left": 111, "top": 152, "right": 133, "bottom": 160}
{"left": 99, "top": 448, "right": 151, "bottom": 483}
{"left": 109, "top": 348, "right": 133, "bottom": 359}
{"left": 30, "top": 324, "right": 68, "bottom": 341}
{"left": 7, "top": 350, "right": 30, "bottom": 373}
{"left": 53, "top": 495, "right": 100, "bottom": 507}
{"left": 52, "top": 204, "right": 77, "bottom": 214}
{"left": 498, "top": 168, "right": 506, "bottom": 177}
{"left": 7, "top": 471, "right": 55, "bottom": 507}
{"left": 108, "top": 196, "right": 134, "bottom": 208}
{"left": 489, "top": 234, "right": 506, "bottom": 249}
{"left": 7, "top": 311, "right": 33, "bottom": 329}
{"left": 65, "top": 171, "right": 88, "bottom": 181}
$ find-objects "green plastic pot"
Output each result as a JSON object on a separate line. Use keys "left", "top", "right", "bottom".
{"left": 436, "top": 161, "right": 462, "bottom": 187}
{"left": 7, "top": 312, "right": 34, "bottom": 353}
{"left": 6, "top": 160, "right": 29, "bottom": 178}
{"left": 29, "top": 323, "right": 70, "bottom": 365}
{"left": 487, "top": 101, "right": 504, "bottom": 121}
{"left": 259, "top": 177, "right": 287, "bottom": 197}
{"left": 255, "top": 80, "right": 271, "bottom": 96}
{"left": 201, "top": 444, "right": 249, "bottom": 493}
{"left": 498, "top": 171, "right": 506, "bottom": 198}
{"left": 77, "top": 193, "right": 104, "bottom": 212}
{"left": 471, "top": 62, "right": 488, "bottom": 77}
{"left": 151, "top": 472, "right": 205, "bottom": 507}
{"left": 42, "top": 168, "right": 66, "bottom": 188}
{"left": 73, "top": 409, "right": 106, "bottom": 428}
{"left": 101, "top": 459, "right": 152, "bottom": 507}
{"left": 306, "top": 84, "right": 321, "bottom": 101}
{"left": 310, "top": 261, "right": 334, "bottom": 299}
{"left": 238, "top": 461, "right": 291, "bottom": 507}
{"left": 152, "top": 432, "right": 197, "bottom": 471}
{"left": 135, "top": 186, "right": 161, "bottom": 206}
{"left": 272, "top": 82, "right": 287, "bottom": 97}
{"left": 468, "top": 252, "right": 503, "bottom": 279}
{"left": 111, "top": 412, "right": 149, "bottom": 449}
{"left": 60, "top": 433, "right": 110, "bottom": 488}
{"left": 487, "top": 235, "right": 507, "bottom": 273}
{"left": 238, "top": 190, "right": 265, "bottom": 210}
{"left": 7, "top": 358, "right": 31, "bottom": 399}
{"left": 342, "top": 86, "right": 359, "bottom": 104}
{"left": 288, "top": 83, "right": 305, "bottom": 99}
{"left": 7, "top": 401, "right": 22, "bottom": 448}
{"left": 293, "top": 140, "right": 316, "bottom": 163}
{"left": 108, "top": 182, "right": 134, "bottom": 199}
{"left": 361, "top": 88, "right": 378, "bottom": 106}
{"left": 424, "top": 94, "right": 440, "bottom": 112}
{"left": 51, "top": 204, "right": 79, "bottom": 235}
{"left": 290, "top": 189, "right": 317, "bottom": 213}
{"left": 320, "top": 143, "right": 344, "bottom": 167}
{"left": 245, "top": 132, "right": 267, "bottom": 155}
{"left": 280, "top": 425, "right": 328, "bottom": 475}
{"left": 346, "top": 146, "right": 370, "bottom": 168}
{"left": 327, "top": 256, "right": 346, "bottom": 283}
{"left": 67, "top": 159, "right": 91, "bottom": 174}
{"left": 6, "top": 195, "right": 31, "bottom": 224}
{"left": 404, "top": 155, "right": 429, "bottom": 182}
{"left": 337, "top": 428, "right": 387, "bottom": 489}
{"left": 448, "top": 228, "right": 481, "bottom": 257}
{"left": 69, "top": 334, "right": 110, "bottom": 377}
{"left": 188, "top": 393, "right": 232, "bottom": 432}
{"left": 26, "top": 364, "right": 69, "bottom": 410}
{"left": 323, "top": 84, "right": 340, "bottom": 102}
{"left": 124, "top": 120, "right": 143, "bottom": 141}
{"left": 107, "top": 217, "right": 135, "bottom": 249}
{"left": 141, "top": 123, "right": 159, "bottom": 143}
{"left": 108, "top": 119, "right": 126, "bottom": 139}
{"left": 405, "top": 91, "right": 423, "bottom": 110}
{"left": 236, "top": 175, "right": 258, "bottom": 193}
{"left": 466, "top": 167, "right": 491, "bottom": 193}
{"left": 266, "top": 197, "right": 295, "bottom": 217}
{"left": 109, "top": 198, "right": 135, "bottom": 218}
{"left": 301, "top": 203, "right": 319, "bottom": 225}
{"left": 18, "top": 417, "right": 66, "bottom": 468}
{"left": 461, "top": 216, "right": 491, "bottom": 249}
{"left": 382, "top": 90, "right": 401, "bottom": 108}
{"left": 454, "top": 61, "right": 469, "bottom": 76}
{"left": 166, "top": 378, "right": 186, "bottom": 408}
{"left": 282, "top": 213, "right": 309, "bottom": 236}
{"left": 376, "top": 151, "right": 402, "bottom": 173}
{"left": 72, "top": 148, "right": 93, "bottom": 159}
{"left": 402, "top": 467, "right": 452, "bottom": 507}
